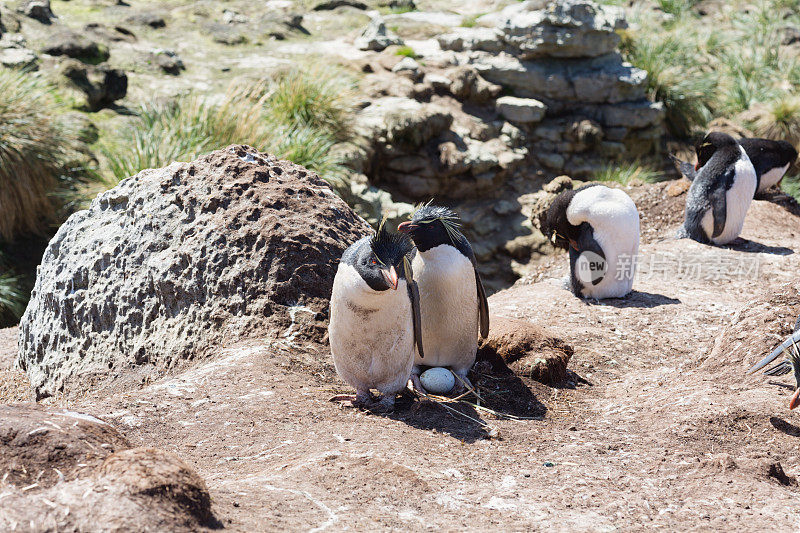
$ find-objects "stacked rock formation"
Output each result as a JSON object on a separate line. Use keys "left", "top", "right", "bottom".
{"left": 440, "top": 0, "right": 664, "bottom": 177}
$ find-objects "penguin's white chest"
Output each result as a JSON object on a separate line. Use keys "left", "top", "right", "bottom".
{"left": 758, "top": 163, "right": 790, "bottom": 191}
{"left": 412, "top": 245, "right": 478, "bottom": 371}
{"left": 701, "top": 148, "right": 757, "bottom": 244}
{"left": 328, "top": 263, "right": 414, "bottom": 395}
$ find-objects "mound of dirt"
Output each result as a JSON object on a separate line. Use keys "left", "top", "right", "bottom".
{"left": 478, "top": 315, "right": 573, "bottom": 384}
{"left": 706, "top": 283, "right": 800, "bottom": 380}
{"left": 0, "top": 404, "right": 219, "bottom": 531}
{"left": 19, "top": 145, "right": 371, "bottom": 398}
{"left": 0, "top": 403, "right": 129, "bottom": 488}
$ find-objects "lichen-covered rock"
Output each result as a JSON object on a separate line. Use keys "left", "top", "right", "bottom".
{"left": 355, "top": 18, "right": 403, "bottom": 51}
{"left": 18, "top": 145, "right": 371, "bottom": 397}
{"left": 496, "top": 96, "right": 547, "bottom": 123}
{"left": 42, "top": 30, "right": 109, "bottom": 63}
{"left": 0, "top": 404, "right": 218, "bottom": 531}
{"left": 0, "top": 46, "right": 37, "bottom": 69}
{"left": 17, "top": 0, "right": 54, "bottom": 24}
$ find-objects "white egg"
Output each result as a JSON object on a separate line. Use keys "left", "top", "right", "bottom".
{"left": 420, "top": 367, "right": 455, "bottom": 394}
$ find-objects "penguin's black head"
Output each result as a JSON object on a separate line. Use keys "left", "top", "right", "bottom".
{"left": 538, "top": 184, "right": 601, "bottom": 251}
{"left": 397, "top": 204, "right": 463, "bottom": 253}
{"left": 350, "top": 220, "right": 412, "bottom": 292}
{"left": 773, "top": 140, "right": 798, "bottom": 166}
{"left": 695, "top": 132, "right": 738, "bottom": 169}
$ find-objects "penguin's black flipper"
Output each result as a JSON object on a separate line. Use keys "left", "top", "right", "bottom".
{"left": 403, "top": 256, "right": 424, "bottom": 359}
{"left": 577, "top": 222, "right": 606, "bottom": 287}
{"left": 453, "top": 234, "right": 490, "bottom": 339}
{"left": 710, "top": 183, "right": 728, "bottom": 239}
{"left": 475, "top": 269, "right": 489, "bottom": 339}
{"left": 670, "top": 154, "right": 697, "bottom": 181}
{"left": 748, "top": 330, "right": 800, "bottom": 374}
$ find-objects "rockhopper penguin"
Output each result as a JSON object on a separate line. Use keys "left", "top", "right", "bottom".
{"left": 398, "top": 205, "right": 489, "bottom": 394}
{"left": 539, "top": 184, "right": 640, "bottom": 300}
{"left": 677, "top": 132, "right": 757, "bottom": 245}
{"left": 328, "top": 219, "right": 424, "bottom": 412}
{"left": 747, "top": 314, "right": 800, "bottom": 410}
{"left": 672, "top": 136, "right": 797, "bottom": 195}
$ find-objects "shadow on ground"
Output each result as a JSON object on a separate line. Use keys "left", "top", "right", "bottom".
{"left": 593, "top": 290, "right": 681, "bottom": 309}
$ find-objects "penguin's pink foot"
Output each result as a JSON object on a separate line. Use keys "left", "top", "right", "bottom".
{"left": 409, "top": 373, "right": 428, "bottom": 395}
{"left": 330, "top": 389, "right": 375, "bottom": 408}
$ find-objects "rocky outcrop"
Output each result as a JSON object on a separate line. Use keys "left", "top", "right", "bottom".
{"left": 438, "top": 0, "right": 664, "bottom": 176}
{"left": 0, "top": 404, "right": 218, "bottom": 531}
{"left": 18, "top": 146, "right": 371, "bottom": 397}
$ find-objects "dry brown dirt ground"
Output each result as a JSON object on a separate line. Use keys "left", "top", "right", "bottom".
{"left": 5, "top": 182, "right": 800, "bottom": 531}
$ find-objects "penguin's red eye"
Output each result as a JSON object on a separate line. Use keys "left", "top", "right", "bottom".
{"left": 370, "top": 258, "right": 377, "bottom": 265}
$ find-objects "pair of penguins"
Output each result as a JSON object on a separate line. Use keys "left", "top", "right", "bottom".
{"left": 329, "top": 206, "right": 489, "bottom": 411}
{"left": 539, "top": 132, "right": 798, "bottom": 300}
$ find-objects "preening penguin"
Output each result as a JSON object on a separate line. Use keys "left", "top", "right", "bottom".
{"left": 671, "top": 136, "right": 794, "bottom": 195}
{"left": 397, "top": 205, "right": 489, "bottom": 393}
{"left": 747, "top": 314, "right": 800, "bottom": 410}
{"left": 328, "top": 220, "right": 423, "bottom": 412}
{"left": 678, "top": 132, "right": 756, "bottom": 245}
{"left": 539, "top": 184, "right": 640, "bottom": 300}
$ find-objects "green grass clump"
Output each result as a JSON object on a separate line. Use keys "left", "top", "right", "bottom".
{"left": 460, "top": 14, "right": 483, "bottom": 28}
{"left": 594, "top": 162, "right": 661, "bottom": 186}
{"left": 781, "top": 174, "right": 800, "bottom": 202}
{"left": 395, "top": 45, "right": 418, "bottom": 59}
{"left": 0, "top": 70, "right": 88, "bottom": 240}
{"left": 101, "top": 67, "right": 355, "bottom": 190}
{"left": 0, "top": 271, "right": 26, "bottom": 326}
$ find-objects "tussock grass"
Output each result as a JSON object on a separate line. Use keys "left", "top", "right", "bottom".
{"left": 619, "top": 0, "right": 800, "bottom": 142}
{"left": 102, "top": 67, "right": 355, "bottom": 190}
{"left": 0, "top": 70, "right": 84, "bottom": 240}
{"left": 0, "top": 271, "right": 26, "bottom": 326}
{"left": 594, "top": 161, "right": 661, "bottom": 186}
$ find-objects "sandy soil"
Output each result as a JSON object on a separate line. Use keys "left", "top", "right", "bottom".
{"left": 8, "top": 184, "right": 800, "bottom": 531}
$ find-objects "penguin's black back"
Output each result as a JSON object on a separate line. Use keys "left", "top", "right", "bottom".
{"left": 738, "top": 138, "right": 797, "bottom": 180}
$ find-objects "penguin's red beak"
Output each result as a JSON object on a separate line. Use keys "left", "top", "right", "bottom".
{"left": 381, "top": 265, "right": 399, "bottom": 290}
{"left": 398, "top": 221, "right": 417, "bottom": 233}
{"left": 790, "top": 389, "right": 800, "bottom": 410}
{"left": 694, "top": 162, "right": 700, "bottom": 171}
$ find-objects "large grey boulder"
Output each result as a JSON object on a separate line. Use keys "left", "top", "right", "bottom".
{"left": 18, "top": 145, "right": 370, "bottom": 398}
